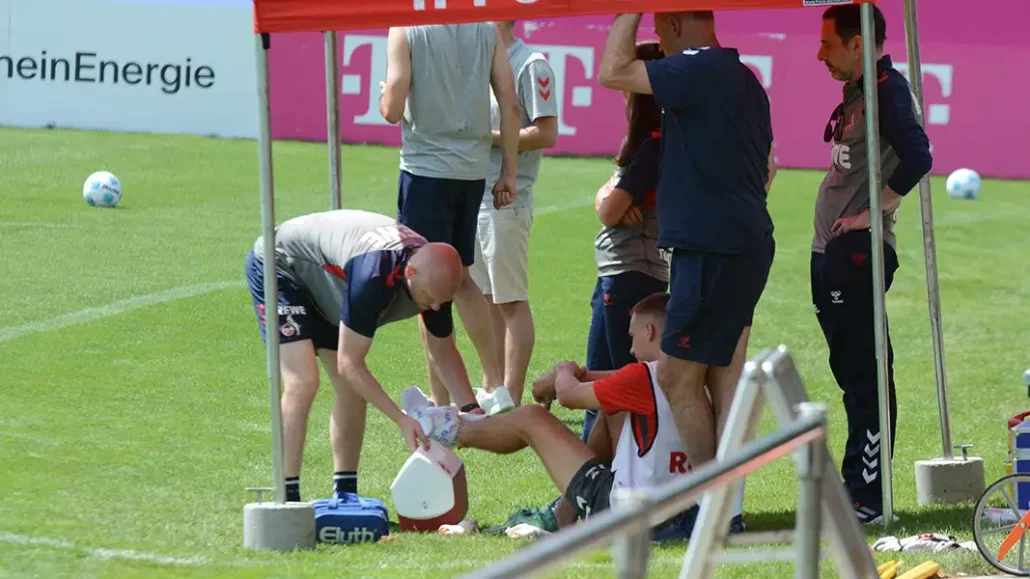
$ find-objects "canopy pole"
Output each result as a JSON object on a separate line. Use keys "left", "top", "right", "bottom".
{"left": 902, "top": 0, "right": 953, "bottom": 460}
{"left": 325, "top": 31, "right": 343, "bottom": 210}
{"left": 860, "top": 2, "right": 894, "bottom": 529}
{"left": 255, "top": 31, "right": 287, "bottom": 505}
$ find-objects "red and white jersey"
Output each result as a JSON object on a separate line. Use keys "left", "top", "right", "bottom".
{"left": 593, "top": 360, "right": 692, "bottom": 500}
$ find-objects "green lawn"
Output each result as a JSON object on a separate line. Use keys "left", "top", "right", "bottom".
{"left": 0, "top": 126, "right": 1027, "bottom": 578}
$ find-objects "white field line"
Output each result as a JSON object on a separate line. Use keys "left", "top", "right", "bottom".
{"left": 0, "top": 281, "right": 244, "bottom": 344}
{"left": 0, "top": 221, "right": 78, "bottom": 229}
{"left": 0, "top": 530, "right": 691, "bottom": 571}
{"left": 534, "top": 195, "right": 594, "bottom": 216}
{"left": 0, "top": 532, "right": 212, "bottom": 566}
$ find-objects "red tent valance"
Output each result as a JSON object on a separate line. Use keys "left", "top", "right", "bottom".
{"left": 253, "top": 0, "right": 875, "bottom": 34}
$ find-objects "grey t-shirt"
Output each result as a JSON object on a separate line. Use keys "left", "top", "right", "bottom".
{"left": 482, "top": 38, "right": 559, "bottom": 211}
{"left": 594, "top": 135, "right": 669, "bottom": 282}
{"left": 812, "top": 81, "right": 902, "bottom": 254}
{"left": 252, "top": 210, "right": 450, "bottom": 337}
{"left": 399, "top": 23, "right": 496, "bottom": 182}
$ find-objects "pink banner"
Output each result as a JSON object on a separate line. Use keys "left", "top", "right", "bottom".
{"left": 269, "top": 1, "right": 1030, "bottom": 179}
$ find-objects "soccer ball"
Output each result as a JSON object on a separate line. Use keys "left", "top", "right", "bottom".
{"left": 945, "top": 168, "right": 981, "bottom": 200}
{"left": 82, "top": 171, "right": 122, "bottom": 208}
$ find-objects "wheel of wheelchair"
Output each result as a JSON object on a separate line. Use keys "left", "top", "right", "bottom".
{"left": 972, "top": 473, "right": 1030, "bottom": 576}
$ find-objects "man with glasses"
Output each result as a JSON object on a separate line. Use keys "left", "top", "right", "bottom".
{"left": 812, "top": 4, "right": 932, "bottom": 525}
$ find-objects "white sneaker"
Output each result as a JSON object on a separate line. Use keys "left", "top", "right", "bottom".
{"left": 409, "top": 405, "right": 460, "bottom": 447}
{"left": 401, "top": 386, "right": 433, "bottom": 415}
{"left": 476, "top": 386, "right": 516, "bottom": 416}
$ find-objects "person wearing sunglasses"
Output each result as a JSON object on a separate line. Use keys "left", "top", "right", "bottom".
{"left": 813, "top": 5, "right": 932, "bottom": 525}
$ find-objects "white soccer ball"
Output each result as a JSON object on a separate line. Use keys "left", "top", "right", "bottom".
{"left": 945, "top": 168, "right": 981, "bottom": 200}
{"left": 82, "top": 171, "right": 122, "bottom": 208}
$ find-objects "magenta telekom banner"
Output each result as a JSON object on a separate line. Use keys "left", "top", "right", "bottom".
{"left": 268, "top": 1, "right": 1028, "bottom": 179}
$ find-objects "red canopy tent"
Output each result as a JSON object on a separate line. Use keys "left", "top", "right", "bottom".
{"left": 248, "top": 0, "right": 955, "bottom": 534}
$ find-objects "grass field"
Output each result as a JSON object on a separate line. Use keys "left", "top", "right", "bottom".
{"left": 1, "top": 126, "right": 1028, "bottom": 578}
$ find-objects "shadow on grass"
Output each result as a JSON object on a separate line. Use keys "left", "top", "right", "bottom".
{"left": 741, "top": 502, "right": 978, "bottom": 539}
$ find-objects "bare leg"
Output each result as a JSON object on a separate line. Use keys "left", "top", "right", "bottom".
{"left": 318, "top": 350, "right": 367, "bottom": 473}
{"left": 484, "top": 296, "right": 507, "bottom": 391}
{"left": 705, "top": 327, "right": 752, "bottom": 441}
{"left": 497, "top": 300, "right": 535, "bottom": 405}
{"left": 458, "top": 405, "right": 595, "bottom": 494}
{"left": 279, "top": 340, "right": 321, "bottom": 479}
{"left": 454, "top": 268, "right": 504, "bottom": 389}
{"left": 657, "top": 354, "right": 715, "bottom": 466}
{"left": 705, "top": 328, "right": 752, "bottom": 521}
{"left": 419, "top": 318, "right": 451, "bottom": 407}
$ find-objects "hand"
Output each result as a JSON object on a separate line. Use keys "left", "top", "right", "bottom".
{"left": 492, "top": 175, "right": 517, "bottom": 209}
{"left": 554, "top": 360, "right": 581, "bottom": 376}
{"left": 830, "top": 211, "right": 871, "bottom": 236}
{"left": 398, "top": 415, "right": 431, "bottom": 452}
{"left": 531, "top": 372, "right": 557, "bottom": 405}
{"left": 619, "top": 206, "right": 643, "bottom": 227}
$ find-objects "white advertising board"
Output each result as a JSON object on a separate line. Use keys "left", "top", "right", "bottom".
{"left": 0, "top": 0, "right": 257, "bottom": 138}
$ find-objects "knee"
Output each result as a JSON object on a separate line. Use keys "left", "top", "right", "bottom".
{"left": 498, "top": 300, "right": 529, "bottom": 319}
{"left": 282, "top": 374, "right": 319, "bottom": 409}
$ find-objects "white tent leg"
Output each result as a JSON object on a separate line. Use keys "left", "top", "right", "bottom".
{"left": 902, "top": 0, "right": 953, "bottom": 460}
{"left": 325, "top": 31, "right": 342, "bottom": 210}
{"left": 860, "top": 2, "right": 894, "bottom": 529}
{"left": 255, "top": 32, "right": 286, "bottom": 505}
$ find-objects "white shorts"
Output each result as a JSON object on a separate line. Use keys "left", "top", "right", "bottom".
{"left": 470, "top": 206, "right": 533, "bottom": 304}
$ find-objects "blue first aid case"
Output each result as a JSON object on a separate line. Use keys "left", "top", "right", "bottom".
{"left": 311, "top": 493, "right": 391, "bottom": 544}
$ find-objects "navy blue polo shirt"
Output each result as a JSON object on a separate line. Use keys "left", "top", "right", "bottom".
{"left": 339, "top": 249, "right": 452, "bottom": 339}
{"left": 644, "top": 47, "right": 774, "bottom": 254}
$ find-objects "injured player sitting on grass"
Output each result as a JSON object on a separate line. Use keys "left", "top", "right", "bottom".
{"left": 403, "top": 292, "right": 699, "bottom": 539}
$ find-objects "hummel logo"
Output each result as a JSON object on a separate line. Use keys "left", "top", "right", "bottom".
{"left": 862, "top": 468, "right": 877, "bottom": 484}
{"left": 830, "top": 290, "right": 843, "bottom": 304}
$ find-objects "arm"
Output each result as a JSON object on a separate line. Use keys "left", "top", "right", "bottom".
{"left": 491, "top": 117, "right": 558, "bottom": 150}
{"left": 492, "top": 59, "right": 559, "bottom": 150}
{"left": 490, "top": 28, "right": 520, "bottom": 181}
{"left": 585, "top": 409, "right": 615, "bottom": 465}
{"left": 878, "top": 72, "right": 933, "bottom": 211}
{"left": 595, "top": 184, "right": 636, "bottom": 227}
{"left": 336, "top": 326, "right": 406, "bottom": 425}
{"left": 554, "top": 364, "right": 602, "bottom": 410}
{"left": 598, "top": 135, "right": 661, "bottom": 226}
{"left": 598, "top": 14, "right": 652, "bottom": 94}
{"left": 379, "top": 27, "right": 411, "bottom": 124}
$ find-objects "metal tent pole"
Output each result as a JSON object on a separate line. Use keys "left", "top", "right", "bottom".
{"left": 902, "top": 0, "right": 953, "bottom": 460}
{"left": 325, "top": 31, "right": 342, "bottom": 210}
{"left": 255, "top": 32, "right": 287, "bottom": 505}
{"left": 860, "top": 2, "right": 894, "bottom": 529}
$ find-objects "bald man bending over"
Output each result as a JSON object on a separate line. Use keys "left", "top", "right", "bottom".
{"left": 245, "top": 209, "right": 479, "bottom": 503}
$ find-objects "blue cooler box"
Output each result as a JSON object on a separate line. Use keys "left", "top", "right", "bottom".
{"left": 311, "top": 494, "right": 391, "bottom": 544}
{"left": 1012, "top": 418, "right": 1030, "bottom": 510}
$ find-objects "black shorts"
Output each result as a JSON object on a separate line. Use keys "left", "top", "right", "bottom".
{"left": 661, "top": 239, "right": 775, "bottom": 367}
{"left": 565, "top": 459, "right": 616, "bottom": 520}
{"left": 245, "top": 250, "right": 339, "bottom": 351}
{"left": 397, "top": 170, "right": 486, "bottom": 267}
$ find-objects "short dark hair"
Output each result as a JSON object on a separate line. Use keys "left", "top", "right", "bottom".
{"left": 823, "top": 4, "right": 886, "bottom": 48}
{"left": 631, "top": 292, "right": 670, "bottom": 319}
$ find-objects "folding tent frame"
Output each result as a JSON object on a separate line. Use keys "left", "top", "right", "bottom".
{"left": 249, "top": 0, "right": 952, "bottom": 529}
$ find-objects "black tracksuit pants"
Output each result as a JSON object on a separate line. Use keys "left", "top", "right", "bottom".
{"left": 810, "top": 235, "right": 899, "bottom": 511}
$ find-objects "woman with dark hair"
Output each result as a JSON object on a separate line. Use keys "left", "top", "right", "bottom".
{"left": 581, "top": 42, "right": 669, "bottom": 442}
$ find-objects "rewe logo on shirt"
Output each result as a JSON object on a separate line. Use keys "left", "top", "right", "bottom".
{"left": 831, "top": 142, "right": 852, "bottom": 171}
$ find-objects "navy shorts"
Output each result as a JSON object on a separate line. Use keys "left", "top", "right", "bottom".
{"left": 661, "top": 239, "right": 775, "bottom": 367}
{"left": 397, "top": 170, "right": 486, "bottom": 267}
{"left": 245, "top": 250, "right": 339, "bottom": 351}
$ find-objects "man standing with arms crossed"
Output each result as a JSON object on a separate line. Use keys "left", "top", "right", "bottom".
{"left": 471, "top": 20, "right": 559, "bottom": 415}
{"left": 813, "top": 5, "right": 931, "bottom": 524}
{"left": 598, "top": 11, "right": 777, "bottom": 473}
{"left": 380, "top": 22, "right": 521, "bottom": 412}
